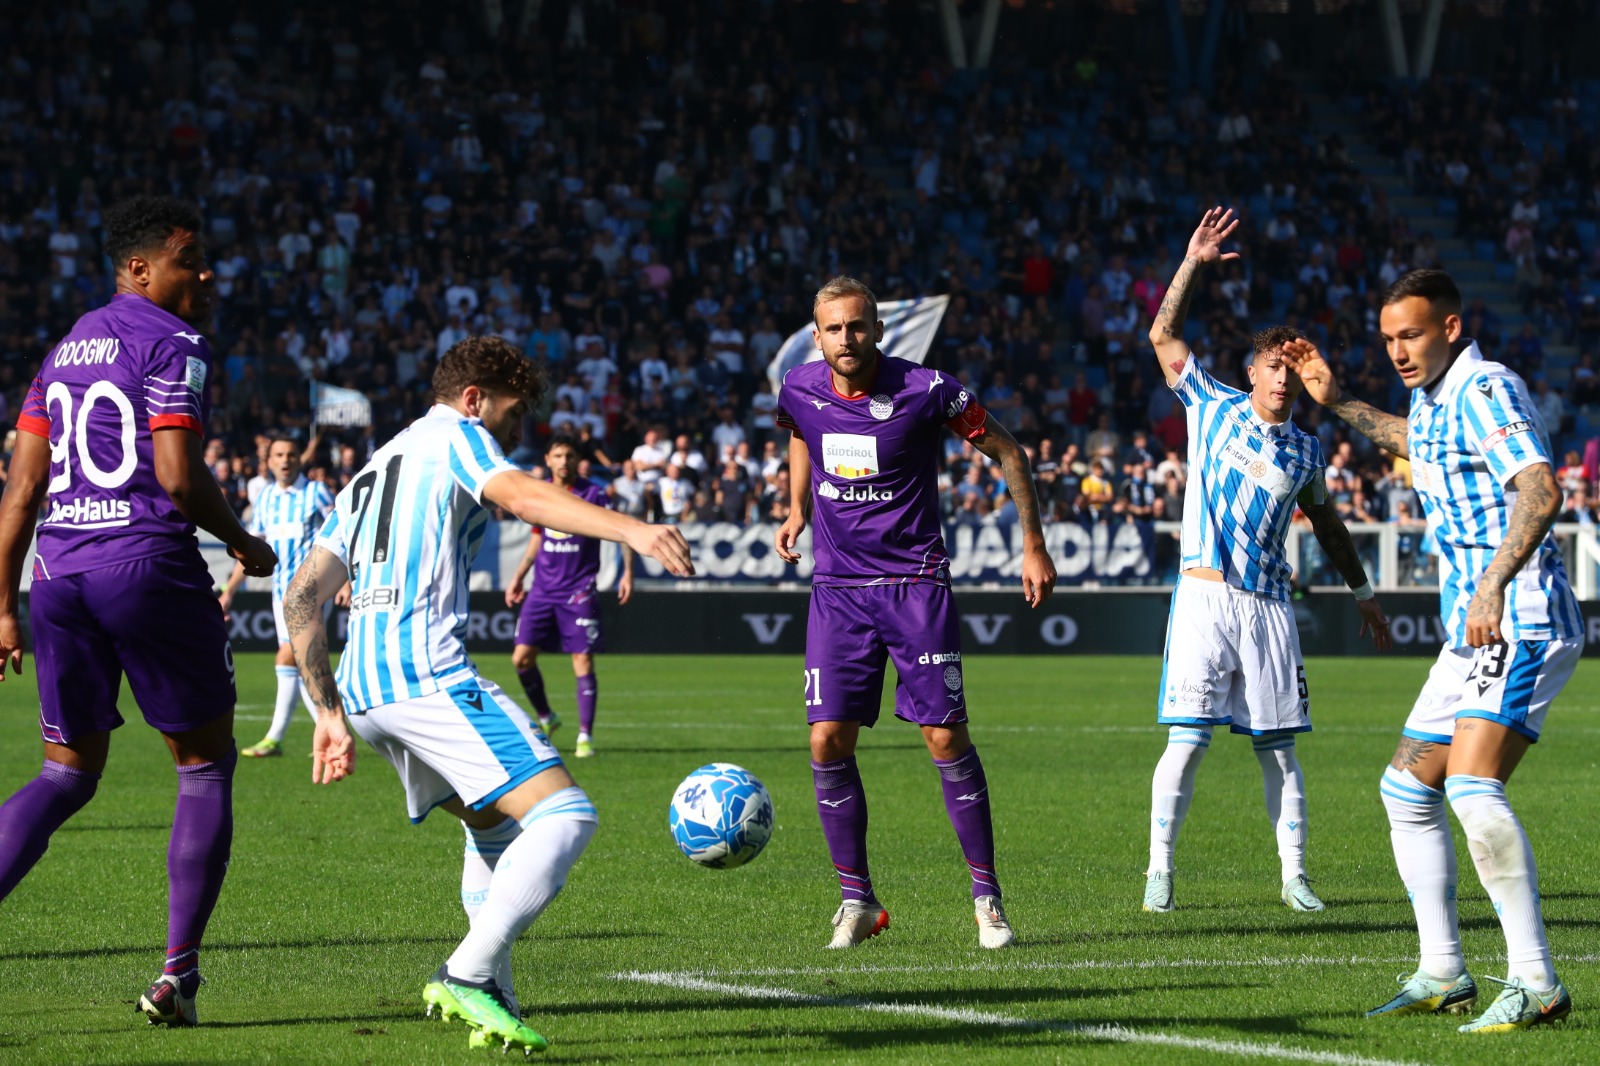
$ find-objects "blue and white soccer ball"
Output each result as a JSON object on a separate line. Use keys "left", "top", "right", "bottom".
{"left": 669, "top": 762, "right": 775, "bottom": 868}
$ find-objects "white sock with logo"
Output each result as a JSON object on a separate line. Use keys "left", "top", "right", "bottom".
{"left": 1252, "top": 733, "right": 1307, "bottom": 881}
{"left": 461, "top": 817, "right": 522, "bottom": 996}
{"left": 1149, "top": 726, "right": 1211, "bottom": 874}
{"left": 268, "top": 666, "right": 300, "bottom": 744}
{"left": 1380, "top": 767, "right": 1463, "bottom": 979}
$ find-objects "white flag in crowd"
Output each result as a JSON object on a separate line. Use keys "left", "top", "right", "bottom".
{"left": 310, "top": 381, "right": 372, "bottom": 427}
{"left": 766, "top": 294, "right": 952, "bottom": 393}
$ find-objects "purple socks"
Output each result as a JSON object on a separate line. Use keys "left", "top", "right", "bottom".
{"left": 0, "top": 761, "right": 100, "bottom": 900}
{"left": 517, "top": 665, "right": 553, "bottom": 720}
{"left": 576, "top": 672, "right": 598, "bottom": 735}
{"left": 165, "top": 748, "right": 236, "bottom": 992}
{"left": 812, "top": 757, "right": 875, "bottom": 904}
{"left": 934, "top": 746, "right": 1000, "bottom": 899}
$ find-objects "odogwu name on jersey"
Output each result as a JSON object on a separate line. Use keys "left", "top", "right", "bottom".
{"left": 1172, "top": 356, "right": 1325, "bottom": 601}
{"left": 314, "top": 404, "right": 519, "bottom": 713}
{"left": 1406, "top": 340, "right": 1582, "bottom": 646}
{"left": 16, "top": 294, "right": 213, "bottom": 579}
{"left": 776, "top": 356, "right": 984, "bottom": 586}
{"left": 530, "top": 476, "right": 610, "bottom": 601}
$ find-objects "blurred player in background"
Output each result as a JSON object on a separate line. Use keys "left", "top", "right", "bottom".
{"left": 1142, "top": 209, "right": 1391, "bottom": 916}
{"left": 1285, "top": 269, "right": 1583, "bottom": 1033}
{"left": 0, "top": 196, "right": 277, "bottom": 1026}
{"left": 505, "top": 433, "right": 634, "bottom": 758}
{"left": 775, "top": 276, "right": 1056, "bottom": 950}
{"left": 284, "top": 337, "right": 692, "bottom": 1053}
{"left": 219, "top": 434, "right": 347, "bottom": 758}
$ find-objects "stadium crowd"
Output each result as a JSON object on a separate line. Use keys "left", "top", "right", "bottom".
{"left": 0, "top": 0, "right": 1596, "bottom": 565}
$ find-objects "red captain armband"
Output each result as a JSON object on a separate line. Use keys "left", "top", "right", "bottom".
{"left": 945, "top": 400, "right": 988, "bottom": 440}
{"left": 15, "top": 415, "right": 49, "bottom": 439}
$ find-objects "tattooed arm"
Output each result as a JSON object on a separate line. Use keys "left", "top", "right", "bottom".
{"left": 1464, "top": 462, "right": 1561, "bottom": 647}
{"left": 1302, "top": 498, "right": 1392, "bottom": 651}
{"left": 970, "top": 419, "right": 1057, "bottom": 606}
{"left": 284, "top": 545, "right": 356, "bottom": 783}
{"left": 1280, "top": 339, "right": 1410, "bottom": 459}
{"left": 1150, "top": 207, "right": 1241, "bottom": 387}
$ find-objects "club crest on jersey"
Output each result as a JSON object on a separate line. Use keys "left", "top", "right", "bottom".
{"left": 821, "top": 433, "right": 879, "bottom": 479}
{"left": 869, "top": 394, "right": 894, "bottom": 420}
{"left": 942, "top": 665, "right": 963, "bottom": 691}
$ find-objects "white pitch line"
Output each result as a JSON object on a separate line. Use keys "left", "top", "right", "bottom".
{"left": 614, "top": 970, "right": 1429, "bottom": 1066}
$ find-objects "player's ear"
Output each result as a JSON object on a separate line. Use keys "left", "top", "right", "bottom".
{"left": 1443, "top": 313, "right": 1462, "bottom": 343}
{"left": 874, "top": 320, "right": 885, "bottom": 343}
{"left": 125, "top": 252, "right": 151, "bottom": 288}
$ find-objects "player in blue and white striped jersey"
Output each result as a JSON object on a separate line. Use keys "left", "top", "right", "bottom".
{"left": 1142, "top": 210, "right": 1392, "bottom": 918}
{"left": 1286, "top": 270, "right": 1583, "bottom": 1033}
{"left": 278, "top": 337, "right": 693, "bottom": 1054}
{"left": 219, "top": 435, "right": 341, "bottom": 758}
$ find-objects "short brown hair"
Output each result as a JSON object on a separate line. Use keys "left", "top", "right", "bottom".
{"left": 433, "top": 335, "right": 546, "bottom": 404}
{"left": 813, "top": 275, "right": 879, "bottom": 325}
{"left": 1382, "top": 269, "right": 1462, "bottom": 318}
{"left": 1250, "top": 324, "right": 1307, "bottom": 359}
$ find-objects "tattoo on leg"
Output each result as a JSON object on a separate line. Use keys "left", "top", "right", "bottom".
{"left": 1391, "top": 736, "right": 1435, "bottom": 769}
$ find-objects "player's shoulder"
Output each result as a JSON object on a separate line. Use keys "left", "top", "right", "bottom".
{"left": 780, "top": 359, "right": 829, "bottom": 393}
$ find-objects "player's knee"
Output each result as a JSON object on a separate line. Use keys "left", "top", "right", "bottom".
{"left": 274, "top": 644, "right": 296, "bottom": 667}
{"left": 571, "top": 653, "right": 594, "bottom": 676}
{"left": 810, "top": 726, "right": 856, "bottom": 763}
{"left": 512, "top": 646, "right": 537, "bottom": 672}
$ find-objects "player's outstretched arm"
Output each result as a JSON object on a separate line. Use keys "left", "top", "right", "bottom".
{"left": 284, "top": 545, "right": 355, "bottom": 784}
{"left": 504, "top": 530, "right": 542, "bottom": 608}
{"left": 153, "top": 428, "right": 279, "bottom": 575}
{"left": 1151, "top": 207, "right": 1240, "bottom": 387}
{"left": 0, "top": 431, "right": 50, "bottom": 679}
{"left": 776, "top": 431, "right": 811, "bottom": 563}
{"left": 1301, "top": 498, "right": 1392, "bottom": 652}
{"left": 483, "top": 471, "right": 695, "bottom": 577}
{"left": 970, "top": 420, "right": 1057, "bottom": 606}
{"left": 1280, "top": 339, "right": 1410, "bottom": 459}
{"left": 1465, "top": 461, "right": 1562, "bottom": 647}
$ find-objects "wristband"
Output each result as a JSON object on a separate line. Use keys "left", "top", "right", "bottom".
{"left": 1351, "top": 580, "right": 1375, "bottom": 601}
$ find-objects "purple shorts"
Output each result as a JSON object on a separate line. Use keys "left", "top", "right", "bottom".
{"left": 804, "top": 583, "right": 967, "bottom": 728}
{"left": 30, "top": 550, "right": 236, "bottom": 743}
{"left": 515, "top": 590, "right": 604, "bottom": 654}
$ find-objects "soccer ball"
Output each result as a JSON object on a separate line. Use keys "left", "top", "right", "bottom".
{"left": 668, "top": 762, "right": 775, "bottom": 868}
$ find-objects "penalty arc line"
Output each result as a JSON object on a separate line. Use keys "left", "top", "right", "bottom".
{"left": 613, "top": 970, "right": 1432, "bottom": 1066}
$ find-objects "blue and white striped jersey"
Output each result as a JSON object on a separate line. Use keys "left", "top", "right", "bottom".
{"left": 1173, "top": 357, "right": 1327, "bottom": 601}
{"left": 248, "top": 476, "right": 334, "bottom": 600}
{"left": 1406, "top": 341, "right": 1582, "bottom": 646}
{"left": 314, "top": 404, "right": 519, "bottom": 714}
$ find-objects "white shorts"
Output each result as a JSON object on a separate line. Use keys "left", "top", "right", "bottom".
{"left": 272, "top": 595, "right": 332, "bottom": 646}
{"left": 350, "top": 675, "right": 562, "bottom": 823}
{"left": 1403, "top": 638, "right": 1584, "bottom": 745}
{"left": 1157, "top": 576, "right": 1310, "bottom": 735}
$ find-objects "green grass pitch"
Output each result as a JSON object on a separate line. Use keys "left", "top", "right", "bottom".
{"left": 0, "top": 653, "right": 1596, "bottom": 1065}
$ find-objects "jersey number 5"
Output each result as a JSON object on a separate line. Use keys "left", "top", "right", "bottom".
{"left": 345, "top": 455, "right": 404, "bottom": 574}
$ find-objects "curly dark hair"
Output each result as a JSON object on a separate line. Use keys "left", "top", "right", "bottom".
{"left": 433, "top": 335, "right": 546, "bottom": 404}
{"left": 102, "top": 196, "right": 205, "bottom": 269}
{"left": 1250, "top": 324, "right": 1308, "bottom": 358}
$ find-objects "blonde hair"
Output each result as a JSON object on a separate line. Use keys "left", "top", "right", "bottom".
{"left": 812, "top": 275, "right": 878, "bottom": 325}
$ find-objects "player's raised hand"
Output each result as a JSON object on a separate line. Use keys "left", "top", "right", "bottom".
{"left": 627, "top": 523, "right": 695, "bottom": 578}
{"left": 0, "top": 611, "right": 25, "bottom": 680}
{"left": 775, "top": 513, "right": 806, "bottom": 564}
{"left": 1279, "top": 338, "right": 1344, "bottom": 407}
{"left": 1187, "top": 207, "right": 1241, "bottom": 264}
{"left": 312, "top": 714, "right": 355, "bottom": 784}
{"left": 231, "top": 535, "right": 278, "bottom": 578}
{"left": 1357, "top": 596, "right": 1393, "bottom": 652}
{"left": 1021, "top": 543, "right": 1056, "bottom": 607}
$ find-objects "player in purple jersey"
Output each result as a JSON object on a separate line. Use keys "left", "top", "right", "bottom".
{"left": 0, "top": 197, "right": 277, "bottom": 1028}
{"left": 505, "top": 434, "right": 634, "bottom": 759}
{"left": 774, "top": 276, "right": 1056, "bottom": 950}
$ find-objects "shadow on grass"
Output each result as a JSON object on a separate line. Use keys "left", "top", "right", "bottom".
{"left": 0, "top": 929, "right": 662, "bottom": 963}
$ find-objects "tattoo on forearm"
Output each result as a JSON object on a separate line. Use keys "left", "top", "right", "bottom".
{"left": 298, "top": 628, "right": 340, "bottom": 711}
{"left": 1310, "top": 508, "right": 1368, "bottom": 589}
{"left": 1152, "top": 256, "right": 1201, "bottom": 341}
{"left": 1478, "top": 465, "right": 1559, "bottom": 594}
{"left": 284, "top": 560, "right": 340, "bottom": 711}
{"left": 1002, "top": 448, "right": 1043, "bottom": 539}
{"left": 1391, "top": 736, "right": 1435, "bottom": 769}
{"left": 1327, "top": 398, "right": 1409, "bottom": 458}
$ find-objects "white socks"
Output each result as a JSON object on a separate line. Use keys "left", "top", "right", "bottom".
{"left": 1149, "top": 726, "right": 1210, "bottom": 874}
{"left": 447, "top": 787, "right": 598, "bottom": 986}
{"left": 268, "top": 666, "right": 301, "bottom": 744}
{"left": 1380, "top": 767, "right": 1464, "bottom": 979}
{"left": 460, "top": 817, "right": 523, "bottom": 995}
{"left": 1446, "top": 774, "right": 1556, "bottom": 991}
{"left": 1252, "top": 734, "right": 1307, "bottom": 882}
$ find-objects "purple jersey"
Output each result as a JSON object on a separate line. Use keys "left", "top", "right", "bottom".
{"left": 776, "top": 355, "right": 987, "bottom": 586}
{"left": 18, "top": 294, "right": 213, "bottom": 580}
{"left": 529, "top": 477, "right": 610, "bottom": 600}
